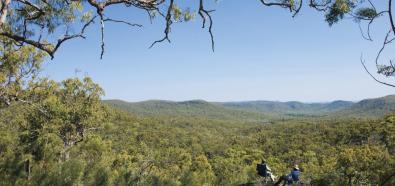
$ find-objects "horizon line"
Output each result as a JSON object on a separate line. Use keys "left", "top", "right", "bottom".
{"left": 102, "top": 94, "right": 394, "bottom": 104}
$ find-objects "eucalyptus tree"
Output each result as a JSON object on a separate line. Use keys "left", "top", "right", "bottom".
{"left": 0, "top": 0, "right": 394, "bottom": 89}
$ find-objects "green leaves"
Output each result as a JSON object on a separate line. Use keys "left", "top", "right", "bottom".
{"left": 337, "top": 145, "right": 391, "bottom": 185}
{"left": 81, "top": 11, "right": 93, "bottom": 23}
{"left": 325, "top": 0, "right": 356, "bottom": 26}
{"left": 172, "top": 5, "right": 196, "bottom": 22}
{"left": 377, "top": 65, "right": 395, "bottom": 77}
{"left": 355, "top": 7, "right": 377, "bottom": 19}
{"left": 1, "top": 54, "right": 395, "bottom": 185}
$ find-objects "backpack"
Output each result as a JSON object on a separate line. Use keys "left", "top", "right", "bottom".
{"left": 256, "top": 164, "right": 267, "bottom": 177}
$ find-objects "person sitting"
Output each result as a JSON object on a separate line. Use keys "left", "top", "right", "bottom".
{"left": 256, "top": 160, "right": 276, "bottom": 182}
{"left": 274, "top": 164, "right": 301, "bottom": 186}
{"left": 289, "top": 165, "right": 300, "bottom": 183}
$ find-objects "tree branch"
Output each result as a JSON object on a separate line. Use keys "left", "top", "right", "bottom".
{"left": 104, "top": 18, "right": 143, "bottom": 27}
{"left": 0, "top": 15, "right": 96, "bottom": 58}
{"left": 375, "top": 30, "right": 395, "bottom": 68}
{"left": 361, "top": 54, "right": 395, "bottom": 88}
{"left": 149, "top": 0, "right": 173, "bottom": 48}
{"left": 0, "top": 0, "right": 11, "bottom": 26}
{"left": 389, "top": 0, "right": 395, "bottom": 36}
{"left": 199, "top": 0, "right": 214, "bottom": 52}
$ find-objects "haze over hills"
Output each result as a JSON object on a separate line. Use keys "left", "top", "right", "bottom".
{"left": 331, "top": 95, "right": 395, "bottom": 118}
{"left": 219, "top": 100, "right": 354, "bottom": 115}
{"left": 103, "top": 95, "right": 395, "bottom": 120}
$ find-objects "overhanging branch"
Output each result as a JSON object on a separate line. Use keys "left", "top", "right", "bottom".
{"left": 199, "top": 0, "right": 215, "bottom": 52}
{"left": 149, "top": 0, "right": 173, "bottom": 48}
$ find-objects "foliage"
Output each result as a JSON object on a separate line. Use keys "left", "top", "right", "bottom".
{"left": 325, "top": 0, "right": 356, "bottom": 26}
{"left": 2, "top": 95, "right": 395, "bottom": 185}
{"left": 355, "top": 7, "right": 377, "bottom": 20}
{"left": 0, "top": 1, "right": 395, "bottom": 185}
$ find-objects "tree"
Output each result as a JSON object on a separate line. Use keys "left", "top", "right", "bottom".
{"left": 0, "top": 41, "right": 45, "bottom": 107}
{"left": 22, "top": 77, "right": 106, "bottom": 161}
{"left": 1, "top": 1, "right": 395, "bottom": 184}
{"left": 0, "top": 0, "right": 394, "bottom": 88}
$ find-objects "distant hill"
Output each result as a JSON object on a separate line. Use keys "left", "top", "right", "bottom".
{"left": 103, "top": 99, "right": 272, "bottom": 122}
{"left": 332, "top": 95, "right": 395, "bottom": 118}
{"left": 104, "top": 95, "right": 395, "bottom": 120}
{"left": 219, "top": 100, "right": 354, "bottom": 116}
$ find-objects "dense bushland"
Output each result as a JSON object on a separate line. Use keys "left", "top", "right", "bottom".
{"left": 1, "top": 87, "right": 394, "bottom": 185}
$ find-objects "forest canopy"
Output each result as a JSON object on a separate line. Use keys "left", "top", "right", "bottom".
{"left": 1, "top": 99, "right": 395, "bottom": 185}
{"left": 1, "top": 0, "right": 395, "bottom": 185}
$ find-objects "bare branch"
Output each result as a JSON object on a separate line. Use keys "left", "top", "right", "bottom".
{"left": 104, "top": 18, "right": 143, "bottom": 27}
{"left": 16, "top": 0, "right": 44, "bottom": 13}
{"left": 260, "top": 0, "right": 303, "bottom": 16}
{"left": 292, "top": 0, "right": 303, "bottom": 17}
{"left": 358, "top": 22, "right": 372, "bottom": 41}
{"left": 309, "top": 0, "right": 332, "bottom": 11}
{"left": 0, "top": 32, "right": 53, "bottom": 56}
{"left": 375, "top": 30, "right": 395, "bottom": 68}
{"left": 353, "top": 11, "right": 386, "bottom": 41}
{"left": 100, "top": 18, "right": 105, "bottom": 59}
{"left": 260, "top": 0, "right": 293, "bottom": 8}
{"left": 361, "top": 54, "right": 395, "bottom": 88}
{"left": 389, "top": 0, "right": 395, "bottom": 36}
{"left": 199, "top": 0, "right": 214, "bottom": 52}
{"left": 0, "top": 15, "right": 96, "bottom": 58}
{"left": 149, "top": 0, "right": 173, "bottom": 48}
{"left": 52, "top": 16, "right": 97, "bottom": 58}
{"left": 367, "top": 0, "right": 376, "bottom": 12}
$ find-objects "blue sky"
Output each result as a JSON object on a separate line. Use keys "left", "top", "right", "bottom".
{"left": 43, "top": 1, "right": 394, "bottom": 102}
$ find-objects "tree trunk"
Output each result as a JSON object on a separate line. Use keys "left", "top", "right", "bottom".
{"left": 348, "top": 175, "right": 352, "bottom": 186}
{"left": 0, "top": 0, "right": 11, "bottom": 26}
{"left": 61, "top": 141, "right": 72, "bottom": 162}
{"left": 24, "top": 159, "right": 31, "bottom": 180}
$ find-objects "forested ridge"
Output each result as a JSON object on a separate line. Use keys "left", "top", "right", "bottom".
{"left": 104, "top": 95, "right": 395, "bottom": 120}
{"left": 1, "top": 0, "right": 395, "bottom": 185}
{"left": 1, "top": 86, "right": 395, "bottom": 185}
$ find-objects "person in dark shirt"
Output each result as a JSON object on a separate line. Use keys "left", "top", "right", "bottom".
{"left": 256, "top": 160, "right": 276, "bottom": 182}
{"left": 287, "top": 165, "right": 300, "bottom": 184}
{"left": 274, "top": 164, "right": 301, "bottom": 186}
